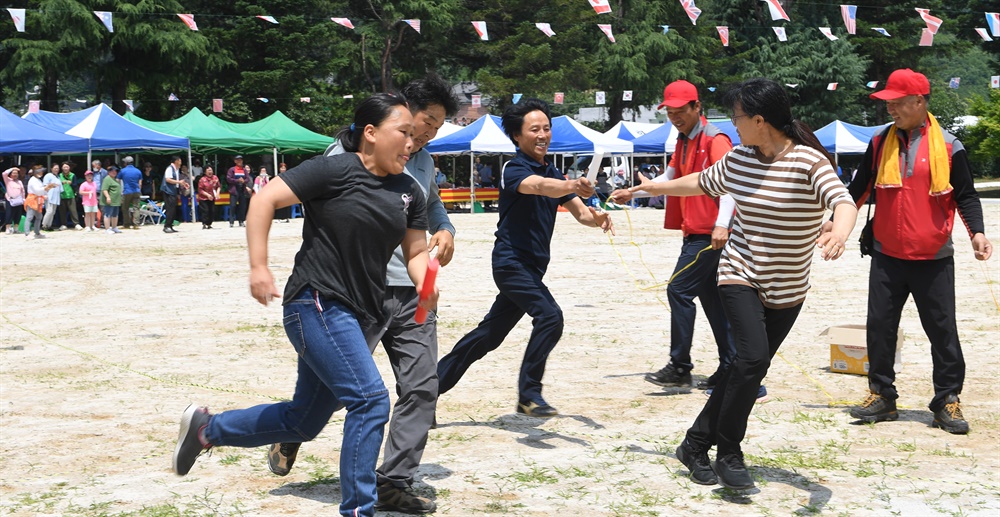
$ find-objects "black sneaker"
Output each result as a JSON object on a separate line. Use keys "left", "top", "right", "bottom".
{"left": 675, "top": 440, "right": 718, "bottom": 485}
{"left": 932, "top": 394, "right": 969, "bottom": 435}
{"left": 714, "top": 452, "right": 754, "bottom": 490}
{"left": 173, "top": 405, "right": 212, "bottom": 476}
{"left": 375, "top": 482, "right": 437, "bottom": 514}
{"left": 516, "top": 399, "right": 558, "bottom": 417}
{"left": 696, "top": 372, "right": 721, "bottom": 390}
{"left": 268, "top": 442, "right": 301, "bottom": 476}
{"left": 645, "top": 364, "right": 692, "bottom": 387}
{"left": 850, "top": 391, "right": 898, "bottom": 423}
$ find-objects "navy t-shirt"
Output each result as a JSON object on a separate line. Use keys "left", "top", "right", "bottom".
{"left": 493, "top": 150, "right": 576, "bottom": 273}
{"left": 281, "top": 153, "right": 428, "bottom": 328}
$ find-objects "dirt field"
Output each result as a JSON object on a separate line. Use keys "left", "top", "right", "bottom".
{"left": 1, "top": 203, "right": 998, "bottom": 517}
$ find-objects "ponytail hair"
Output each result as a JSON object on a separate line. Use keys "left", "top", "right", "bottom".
{"left": 723, "top": 78, "right": 836, "bottom": 168}
{"left": 335, "top": 93, "right": 409, "bottom": 152}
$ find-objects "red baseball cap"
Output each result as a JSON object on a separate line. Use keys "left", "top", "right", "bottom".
{"left": 657, "top": 80, "right": 699, "bottom": 109}
{"left": 870, "top": 69, "right": 930, "bottom": 100}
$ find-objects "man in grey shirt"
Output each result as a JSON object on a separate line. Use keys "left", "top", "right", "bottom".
{"left": 270, "top": 75, "right": 459, "bottom": 515}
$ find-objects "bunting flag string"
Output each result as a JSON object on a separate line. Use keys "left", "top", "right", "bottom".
{"left": 168, "top": 93, "right": 180, "bottom": 101}
{"left": 866, "top": 81, "right": 879, "bottom": 88}
{"left": 762, "top": 0, "right": 790, "bottom": 22}
{"left": 595, "top": 91, "right": 606, "bottom": 105}
{"left": 915, "top": 8, "right": 942, "bottom": 35}
{"left": 331, "top": 17, "right": 354, "bottom": 29}
{"left": 7, "top": 8, "right": 24, "bottom": 32}
{"left": 212, "top": 99, "right": 223, "bottom": 112}
{"left": 256, "top": 15, "right": 278, "bottom": 24}
{"left": 622, "top": 90, "right": 633, "bottom": 101}
{"left": 919, "top": 27, "right": 934, "bottom": 46}
{"left": 589, "top": 0, "right": 612, "bottom": 15}
{"left": 841, "top": 5, "right": 856, "bottom": 34}
{"left": 827, "top": 82, "right": 838, "bottom": 90}
{"left": 300, "top": 97, "right": 311, "bottom": 103}
{"left": 536, "top": 22, "right": 555, "bottom": 37}
{"left": 872, "top": 27, "right": 891, "bottom": 37}
{"left": 598, "top": 24, "right": 615, "bottom": 43}
{"left": 819, "top": 27, "right": 838, "bottom": 41}
{"left": 471, "top": 21, "right": 488, "bottom": 41}
{"left": 93, "top": 11, "right": 113, "bottom": 32}
{"left": 679, "top": 0, "right": 702, "bottom": 26}
{"left": 773, "top": 26, "right": 787, "bottom": 42}
{"left": 717, "top": 26, "right": 730, "bottom": 46}
{"left": 403, "top": 19, "right": 420, "bottom": 33}
{"left": 176, "top": 13, "right": 198, "bottom": 31}
{"left": 975, "top": 28, "right": 992, "bottom": 41}
{"left": 948, "top": 77, "right": 960, "bottom": 89}
{"left": 987, "top": 12, "right": 1000, "bottom": 37}
{"left": 660, "top": 25, "right": 670, "bottom": 34}
{"left": 123, "top": 100, "right": 134, "bottom": 112}
{"left": 512, "top": 93, "right": 523, "bottom": 104}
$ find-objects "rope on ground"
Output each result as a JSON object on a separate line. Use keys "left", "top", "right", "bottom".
{"left": 0, "top": 299, "right": 281, "bottom": 402}
{"left": 980, "top": 260, "right": 1000, "bottom": 313}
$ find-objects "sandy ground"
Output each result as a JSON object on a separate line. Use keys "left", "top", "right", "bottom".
{"left": 1, "top": 203, "right": 999, "bottom": 517}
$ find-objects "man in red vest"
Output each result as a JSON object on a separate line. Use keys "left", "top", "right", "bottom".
{"left": 612, "top": 80, "right": 743, "bottom": 394}
{"left": 832, "top": 69, "right": 992, "bottom": 434}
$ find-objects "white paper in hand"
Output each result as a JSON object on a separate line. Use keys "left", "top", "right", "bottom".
{"left": 586, "top": 152, "right": 605, "bottom": 184}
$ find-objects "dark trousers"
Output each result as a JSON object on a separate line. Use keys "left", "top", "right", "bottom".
{"left": 4, "top": 202, "right": 24, "bottom": 231}
{"left": 867, "top": 251, "right": 963, "bottom": 412}
{"left": 121, "top": 192, "right": 140, "bottom": 228}
{"left": 438, "top": 263, "right": 564, "bottom": 403}
{"left": 229, "top": 189, "right": 249, "bottom": 224}
{"left": 667, "top": 235, "right": 735, "bottom": 373}
{"left": 687, "top": 285, "right": 801, "bottom": 456}
{"left": 162, "top": 194, "right": 178, "bottom": 228}
{"left": 199, "top": 200, "right": 215, "bottom": 226}
{"left": 58, "top": 197, "right": 79, "bottom": 227}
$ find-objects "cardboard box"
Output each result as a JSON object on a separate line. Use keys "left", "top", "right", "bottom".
{"left": 821, "top": 324, "right": 903, "bottom": 376}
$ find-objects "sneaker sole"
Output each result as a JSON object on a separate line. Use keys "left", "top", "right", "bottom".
{"left": 173, "top": 405, "right": 199, "bottom": 475}
{"left": 718, "top": 478, "right": 755, "bottom": 490}
{"left": 676, "top": 445, "right": 718, "bottom": 485}
{"left": 932, "top": 419, "right": 969, "bottom": 435}
{"left": 851, "top": 410, "right": 898, "bottom": 423}
{"left": 644, "top": 376, "right": 692, "bottom": 388}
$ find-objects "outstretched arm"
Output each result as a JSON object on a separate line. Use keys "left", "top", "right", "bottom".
{"left": 563, "top": 196, "right": 615, "bottom": 235}
{"left": 628, "top": 172, "right": 705, "bottom": 197}
{"left": 247, "top": 177, "right": 300, "bottom": 305}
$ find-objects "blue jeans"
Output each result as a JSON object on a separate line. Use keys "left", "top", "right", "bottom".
{"left": 204, "top": 289, "right": 390, "bottom": 517}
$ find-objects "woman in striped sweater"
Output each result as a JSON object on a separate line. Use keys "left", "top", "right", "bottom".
{"left": 631, "top": 78, "right": 858, "bottom": 490}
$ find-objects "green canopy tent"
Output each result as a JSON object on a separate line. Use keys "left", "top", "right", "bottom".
{"left": 124, "top": 108, "right": 274, "bottom": 154}
{"left": 207, "top": 111, "right": 334, "bottom": 155}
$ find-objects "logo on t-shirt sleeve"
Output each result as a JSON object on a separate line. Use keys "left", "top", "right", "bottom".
{"left": 401, "top": 193, "right": 412, "bottom": 213}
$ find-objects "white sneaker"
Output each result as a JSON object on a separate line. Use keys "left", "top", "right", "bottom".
{"left": 106, "top": 228, "right": 115, "bottom": 234}
{"left": 112, "top": 227, "right": 122, "bottom": 234}
{"left": 75, "top": 225, "right": 83, "bottom": 230}
{"left": 59, "top": 225, "right": 67, "bottom": 230}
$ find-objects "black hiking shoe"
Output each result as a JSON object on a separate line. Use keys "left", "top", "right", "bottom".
{"left": 932, "top": 394, "right": 969, "bottom": 435}
{"left": 696, "top": 371, "right": 721, "bottom": 390}
{"left": 850, "top": 391, "right": 898, "bottom": 423}
{"left": 675, "top": 440, "right": 718, "bottom": 485}
{"left": 268, "top": 442, "right": 301, "bottom": 476}
{"left": 516, "top": 399, "right": 558, "bottom": 417}
{"left": 172, "top": 405, "right": 212, "bottom": 476}
{"left": 714, "top": 452, "right": 754, "bottom": 490}
{"left": 645, "top": 363, "right": 692, "bottom": 388}
{"left": 375, "top": 482, "right": 437, "bottom": 514}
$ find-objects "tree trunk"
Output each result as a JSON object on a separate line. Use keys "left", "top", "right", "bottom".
{"left": 608, "top": 95, "right": 624, "bottom": 130}
{"left": 380, "top": 35, "right": 393, "bottom": 92}
{"left": 111, "top": 76, "right": 128, "bottom": 115}
{"left": 41, "top": 73, "right": 59, "bottom": 112}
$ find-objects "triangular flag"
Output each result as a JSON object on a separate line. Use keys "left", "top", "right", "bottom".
{"left": 866, "top": 81, "right": 879, "bottom": 88}
{"left": 177, "top": 14, "right": 198, "bottom": 31}
{"left": 819, "top": 27, "right": 838, "bottom": 41}
{"left": 991, "top": 76, "right": 999, "bottom": 88}
{"left": 257, "top": 97, "right": 269, "bottom": 103}
{"left": 403, "top": 19, "right": 421, "bottom": 33}
{"left": 716, "top": 26, "right": 730, "bottom": 46}
{"left": 343, "top": 94, "right": 355, "bottom": 99}
{"left": 123, "top": 100, "right": 134, "bottom": 112}
{"left": 948, "top": 77, "right": 960, "bottom": 89}
{"left": 300, "top": 97, "right": 311, "bottom": 103}
{"left": 761, "top": 0, "right": 790, "bottom": 22}
{"left": 7, "top": 8, "right": 25, "bottom": 32}
{"left": 212, "top": 99, "right": 223, "bottom": 112}
{"left": 535, "top": 23, "right": 555, "bottom": 37}
{"left": 679, "top": 0, "right": 702, "bottom": 26}
{"left": 919, "top": 27, "right": 934, "bottom": 46}
{"left": 872, "top": 27, "right": 891, "bottom": 37}
{"left": 596, "top": 91, "right": 606, "bottom": 105}
{"left": 331, "top": 17, "right": 355, "bottom": 29}
{"left": 784, "top": 84, "right": 798, "bottom": 88}
{"left": 915, "top": 8, "right": 942, "bottom": 35}
{"left": 772, "top": 27, "right": 787, "bottom": 41}
{"left": 93, "top": 11, "right": 113, "bottom": 32}
{"left": 622, "top": 90, "right": 633, "bottom": 101}
{"left": 554, "top": 92, "right": 564, "bottom": 104}
{"left": 471, "top": 21, "right": 488, "bottom": 41}
{"left": 513, "top": 93, "right": 523, "bottom": 104}
{"left": 589, "top": 0, "right": 612, "bottom": 14}
{"left": 661, "top": 25, "right": 670, "bottom": 34}
{"left": 256, "top": 15, "right": 278, "bottom": 24}
{"left": 987, "top": 13, "right": 1000, "bottom": 37}
{"left": 168, "top": 93, "right": 180, "bottom": 101}
{"left": 707, "top": 87, "right": 717, "bottom": 92}
{"left": 827, "top": 83, "right": 838, "bottom": 91}
{"left": 598, "top": 24, "right": 615, "bottom": 43}
{"left": 975, "top": 28, "right": 993, "bottom": 41}
{"left": 841, "top": 5, "right": 857, "bottom": 34}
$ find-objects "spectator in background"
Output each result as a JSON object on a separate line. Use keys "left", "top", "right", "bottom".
{"left": 3, "top": 167, "right": 26, "bottom": 234}
{"left": 253, "top": 165, "right": 270, "bottom": 195}
{"left": 41, "top": 166, "right": 62, "bottom": 231}
{"left": 79, "top": 170, "right": 99, "bottom": 231}
{"left": 57, "top": 162, "right": 81, "bottom": 230}
{"left": 480, "top": 159, "right": 494, "bottom": 188}
{"left": 24, "top": 166, "right": 53, "bottom": 239}
{"left": 197, "top": 166, "right": 221, "bottom": 229}
{"left": 273, "top": 163, "right": 292, "bottom": 222}
{"left": 161, "top": 156, "right": 183, "bottom": 233}
{"left": 119, "top": 156, "right": 143, "bottom": 229}
{"left": 101, "top": 165, "right": 123, "bottom": 234}
{"left": 178, "top": 164, "right": 193, "bottom": 222}
{"left": 90, "top": 160, "right": 107, "bottom": 228}
{"left": 227, "top": 155, "right": 251, "bottom": 228}
{"left": 140, "top": 162, "right": 156, "bottom": 199}
{"left": 190, "top": 158, "right": 204, "bottom": 179}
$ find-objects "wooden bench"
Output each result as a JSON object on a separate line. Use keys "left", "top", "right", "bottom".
{"left": 439, "top": 188, "right": 498, "bottom": 211}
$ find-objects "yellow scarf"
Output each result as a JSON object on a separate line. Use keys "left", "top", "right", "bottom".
{"left": 876, "top": 112, "right": 952, "bottom": 195}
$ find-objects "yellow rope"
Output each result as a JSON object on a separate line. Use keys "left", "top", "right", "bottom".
{"left": 980, "top": 260, "right": 1000, "bottom": 313}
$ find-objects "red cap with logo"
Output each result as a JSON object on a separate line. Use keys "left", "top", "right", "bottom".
{"left": 870, "top": 69, "right": 930, "bottom": 100}
{"left": 657, "top": 80, "right": 699, "bottom": 109}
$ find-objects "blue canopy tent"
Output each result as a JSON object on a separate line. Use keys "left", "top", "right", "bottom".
{"left": 549, "top": 116, "right": 633, "bottom": 154}
{"left": 605, "top": 121, "right": 663, "bottom": 141}
{"left": 425, "top": 115, "right": 514, "bottom": 155}
{"left": 23, "top": 104, "right": 190, "bottom": 152}
{"left": 0, "top": 106, "right": 89, "bottom": 154}
{"left": 814, "top": 120, "right": 879, "bottom": 155}
{"left": 632, "top": 119, "right": 741, "bottom": 155}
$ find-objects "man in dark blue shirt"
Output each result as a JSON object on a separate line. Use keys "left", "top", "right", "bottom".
{"left": 437, "top": 98, "right": 614, "bottom": 417}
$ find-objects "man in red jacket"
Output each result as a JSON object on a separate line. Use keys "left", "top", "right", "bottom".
{"left": 838, "top": 69, "right": 993, "bottom": 434}
{"left": 612, "top": 80, "right": 739, "bottom": 393}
